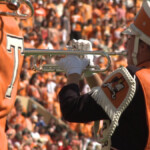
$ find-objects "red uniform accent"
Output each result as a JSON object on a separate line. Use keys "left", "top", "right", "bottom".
{"left": 136, "top": 62, "right": 150, "bottom": 150}
{"left": 0, "top": 5, "right": 24, "bottom": 150}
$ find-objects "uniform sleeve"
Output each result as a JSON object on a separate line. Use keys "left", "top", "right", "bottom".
{"left": 111, "top": 66, "right": 148, "bottom": 149}
{"left": 58, "top": 83, "right": 110, "bottom": 123}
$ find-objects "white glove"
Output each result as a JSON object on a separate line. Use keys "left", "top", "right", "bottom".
{"left": 72, "top": 39, "right": 93, "bottom": 63}
{"left": 72, "top": 39, "right": 94, "bottom": 77}
{"left": 57, "top": 55, "right": 89, "bottom": 76}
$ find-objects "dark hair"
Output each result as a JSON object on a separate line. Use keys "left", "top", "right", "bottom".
{"left": 29, "top": 73, "right": 38, "bottom": 85}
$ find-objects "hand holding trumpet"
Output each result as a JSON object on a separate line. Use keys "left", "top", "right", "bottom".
{"left": 57, "top": 55, "right": 89, "bottom": 76}
{"left": 57, "top": 39, "right": 95, "bottom": 76}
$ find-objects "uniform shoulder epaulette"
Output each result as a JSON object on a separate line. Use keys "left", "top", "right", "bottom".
{"left": 90, "top": 67, "right": 136, "bottom": 143}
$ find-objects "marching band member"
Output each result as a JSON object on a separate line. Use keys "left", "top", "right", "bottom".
{"left": 0, "top": 1, "right": 33, "bottom": 149}
{"left": 58, "top": 0, "right": 150, "bottom": 149}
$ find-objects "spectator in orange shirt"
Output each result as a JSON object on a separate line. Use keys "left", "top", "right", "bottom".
{"left": 7, "top": 98, "right": 22, "bottom": 122}
{"left": 23, "top": 114, "right": 34, "bottom": 132}
{"left": 92, "top": 0, "right": 104, "bottom": 24}
{"left": 68, "top": 0, "right": 78, "bottom": 18}
{"left": 113, "top": 55, "right": 127, "bottom": 70}
{"left": 26, "top": 73, "right": 41, "bottom": 103}
{"left": 46, "top": 0, "right": 56, "bottom": 10}
{"left": 82, "top": 19, "right": 93, "bottom": 40}
{"left": 82, "top": 0, "right": 92, "bottom": 24}
{"left": 9, "top": 106, "right": 25, "bottom": 129}
{"left": 70, "top": 8, "right": 84, "bottom": 40}
{"left": 38, "top": 81, "right": 49, "bottom": 106}
{"left": 126, "top": 7, "right": 135, "bottom": 26}
{"left": 34, "top": 0, "right": 47, "bottom": 26}
{"left": 17, "top": 70, "right": 29, "bottom": 96}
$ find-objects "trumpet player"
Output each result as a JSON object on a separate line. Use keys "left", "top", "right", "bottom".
{"left": 58, "top": 0, "right": 150, "bottom": 149}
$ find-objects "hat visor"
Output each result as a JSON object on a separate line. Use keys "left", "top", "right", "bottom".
{"left": 122, "top": 26, "right": 136, "bottom": 35}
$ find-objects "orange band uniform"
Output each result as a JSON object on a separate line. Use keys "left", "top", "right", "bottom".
{"left": 136, "top": 62, "right": 150, "bottom": 150}
{"left": 0, "top": 5, "right": 24, "bottom": 150}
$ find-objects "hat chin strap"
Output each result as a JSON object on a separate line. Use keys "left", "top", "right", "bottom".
{"left": 132, "top": 36, "right": 139, "bottom": 65}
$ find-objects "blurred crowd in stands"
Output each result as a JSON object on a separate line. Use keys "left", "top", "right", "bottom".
{"left": 6, "top": 0, "right": 142, "bottom": 149}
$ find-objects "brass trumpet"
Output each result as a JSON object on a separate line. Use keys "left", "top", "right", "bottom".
{"left": 0, "top": 0, "right": 34, "bottom": 19}
{"left": 23, "top": 48, "right": 127, "bottom": 73}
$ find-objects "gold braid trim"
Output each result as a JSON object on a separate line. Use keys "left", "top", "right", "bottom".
{"left": 90, "top": 67, "right": 136, "bottom": 143}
